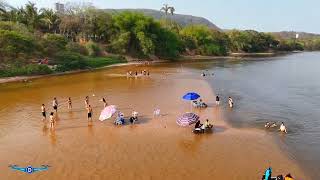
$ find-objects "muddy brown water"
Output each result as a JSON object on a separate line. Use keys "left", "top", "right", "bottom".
{"left": 0, "top": 63, "right": 309, "bottom": 179}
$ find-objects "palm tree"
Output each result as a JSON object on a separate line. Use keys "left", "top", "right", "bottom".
{"left": 169, "top": 7, "right": 175, "bottom": 15}
{"left": 40, "top": 8, "right": 60, "bottom": 33}
{"left": 160, "top": 4, "right": 170, "bottom": 15}
{"left": 0, "top": 1, "right": 8, "bottom": 20}
{"left": 24, "top": 1, "right": 40, "bottom": 29}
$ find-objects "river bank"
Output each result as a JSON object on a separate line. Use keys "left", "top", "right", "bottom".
{"left": 0, "top": 63, "right": 308, "bottom": 179}
{"left": 0, "top": 51, "right": 294, "bottom": 85}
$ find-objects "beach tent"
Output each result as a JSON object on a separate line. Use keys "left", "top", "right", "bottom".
{"left": 177, "top": 112, "right": 199, "bottom": 126}
{"left": 99, "top": 105, "right": 117, "bottom": 121}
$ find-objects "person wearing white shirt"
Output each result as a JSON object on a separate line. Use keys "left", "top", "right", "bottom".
{"left": 279, "top": 122, "right": 287, "bottom": 133}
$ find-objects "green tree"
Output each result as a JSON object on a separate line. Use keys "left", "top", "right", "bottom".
{"left": 111, "top": 12, "right": 158, "bottom": 57}
{"left": 0, "top": 30, "right": 35, "bottom": 60}
{"left": 180, "top": 25, "right": 230, "bottom": 56}
{"left": 39, "top": 8, "right": 60, "bottom": 33}
{"left": 41, "top": 34, "right": 67, "bottom": 56}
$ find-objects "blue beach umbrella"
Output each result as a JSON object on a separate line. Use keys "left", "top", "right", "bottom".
{"left": 182, "top": 92, "right": 200, "bottom": 101}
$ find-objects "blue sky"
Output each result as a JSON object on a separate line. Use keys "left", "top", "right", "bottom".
{"left": 7, "top": 0, "right": 320, "bottom": 33}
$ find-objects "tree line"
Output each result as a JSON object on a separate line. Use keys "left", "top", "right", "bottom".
{"left": 0, "top": 2, "right": 319, "bottom": 77}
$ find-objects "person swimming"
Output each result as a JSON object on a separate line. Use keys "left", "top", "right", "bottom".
{"left": 52, "top": 98, "right": 58, "bottom": 112}
{"left": 87, "top": 105, "right": 93, "bottom": 121}
{"left": 41, "top": 104, "right": 46, "bottom": 120}
{"left": 265, "top": 122, "right": 277, "bottom": 128}
{"left": 280, "top": 122, "right": 287, "bottom": 133}
{"left": 68, "top": 97, "right": 72, "bottom": 109}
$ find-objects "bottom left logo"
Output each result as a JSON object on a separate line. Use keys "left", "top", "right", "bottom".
{"left": 9, "top": 165, "right": 50, "bottom": 174}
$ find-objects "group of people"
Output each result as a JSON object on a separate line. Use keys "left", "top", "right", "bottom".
{"left": 215, "top": 95, "right": 234, "bottom": 108}
{"left": 193, "top": 119, "right": 213, "bottom": 133}
{"left": 41, "top": 96, "right": 107, "bottom": 129}
{"left": 127, "top": 70, "right": 150, "bottom": 77}
{"left": 265, "top": 122, "right": 288, "bottom": 133}
{"left": 114, "top": 111, "right": 139, "bottom": 125}
{"left": 263, "top": 167, "right": 294, "bottom": 180}
{"left": 201, "top": 70, "right": 214, "bottom": 77}
{"left": 192, "top": 99, "right": 208, "bottom": 108}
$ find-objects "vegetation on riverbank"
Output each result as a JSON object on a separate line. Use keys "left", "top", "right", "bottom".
{"left": 0, "top": 2, "right": 319, "bottom": 77}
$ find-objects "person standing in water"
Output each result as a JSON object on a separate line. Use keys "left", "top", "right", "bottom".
{"left": 49, "top": 112, "right": 55, "bottom": 129}
{"left": 87, "top": 105, "right": 93, "bottom": 121}
{"left": 216, "top": 95, "right": 220, "bottom": 106}
{"left": 85, "top": 96, "right": 89, "bottom": 108}
{"left": 41, "top": 104, "right": 46, "bottom": 120}
{"left": 280, "top": 122, "right": 287, "bottom": 133}
{"left": 101, "top": 98, "right": 107, "bottom": 107}
{"left": 67, "top": 97, "right": 72, "bottom": 109}
{"left": 228, "top": 97, "right": 234, "bottom": 108}
{"left": 52, "top": 97, "right": 58, "bottom": 112}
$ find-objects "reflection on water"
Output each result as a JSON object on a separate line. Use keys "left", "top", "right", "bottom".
{"left": 187, "top": 52, "right": 320, "bottom": 179}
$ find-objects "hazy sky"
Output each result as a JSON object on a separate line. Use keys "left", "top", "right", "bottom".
{"left": 7, "top": 0, "right": 320, "bottom": 33}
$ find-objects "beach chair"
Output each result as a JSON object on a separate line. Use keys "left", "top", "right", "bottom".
{"left": 193, "top": 128, "right": 202, "bottom": 134}
{"left": 192, "top": 101, "right": 200, "bottom": 108}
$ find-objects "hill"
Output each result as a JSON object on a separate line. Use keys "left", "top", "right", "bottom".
{"left": 271, "top": 31, "right": 320, "bottom": 39}
{"left": 102, "top": 8, "right": 220, "bottom": 30}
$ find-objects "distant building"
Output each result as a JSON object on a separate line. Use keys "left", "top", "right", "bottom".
{"left": 55, "top": 3, "right": 65, "bottom": 13}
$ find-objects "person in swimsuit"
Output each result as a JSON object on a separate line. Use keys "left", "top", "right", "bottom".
{"left": 228, "top": 97, "right": 234, "bottom": 108}
{"left": 216, "top": 95, "right": 220, "bottom": 105}
{"left": 101, "top": 98, "right": 107, "bottom": 107}
{"left": 68, "top": 97, "right": 72, "bottom": 109}
{"left": 49, "top": 112, "right": 55, "bottom": 129}
{"left": 87, "top": 105, "right": 93, "bottom": 121}
{"left": 41, "top": 104, "right": 46, "bottom": 120}
{"left": 279, "top": 122, "right": 287, "bottom": 133}
{"left": 85, "top": 96, "right": 89, "bottom": 108}
{"left": 52, "top": 98, "right": 58, "bottom": 112}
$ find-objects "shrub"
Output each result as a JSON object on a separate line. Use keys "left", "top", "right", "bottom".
{"left": 0, "top": 30, "right": 36, "bottom": 58}
{"left": 53, "top": 51, "right": 87, "bottom": 72}
{"left": 85, "top": 56, "right": 127, "bottom": 68}
{"left": 66, "top": 42, "right": 88, "bottom": 56}
{"left": 41, "top": 34, "right": 68, "bottom": 56}
{"left": 0, "top": 64, "right": 53, "bottom": 77}
{"left": 85, "top": 41, "right": 102, "bottom": 57}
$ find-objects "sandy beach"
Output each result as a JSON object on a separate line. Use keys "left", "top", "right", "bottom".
{"left": 0, "top": 64, "right": 308, "bottom": 179}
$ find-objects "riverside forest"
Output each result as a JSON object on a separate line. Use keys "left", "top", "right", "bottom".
{"left": 0, "top": 2, "right": 319, "bottom": 77}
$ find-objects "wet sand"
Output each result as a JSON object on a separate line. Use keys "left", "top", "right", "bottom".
{"left": 0, "top": 65, "right": 308, "bottom": 179}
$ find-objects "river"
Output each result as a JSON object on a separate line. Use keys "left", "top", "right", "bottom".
{"left": 183, "top": 52, "right": 320, "bottom": 179}
{"left": 0, "top": 52, "right": 319, "bottom": 179}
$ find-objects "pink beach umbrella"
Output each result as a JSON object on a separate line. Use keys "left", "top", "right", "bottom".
{"left": 177, "top": 112, "right": 199, "bottom": 126}
{"left": 99, "top": 105, "right": 117, "bottom": 121}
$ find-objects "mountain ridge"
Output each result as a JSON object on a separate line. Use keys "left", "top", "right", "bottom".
{"left": 102, "top": 8, "right": 220, "bottom": 30}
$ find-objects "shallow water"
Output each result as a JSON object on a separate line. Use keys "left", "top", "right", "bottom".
{"left": 184, "top": 52, "right": 320, "bottom": 179}
{"left": 0, "top": 54, "right": 317, "bottom": 179}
